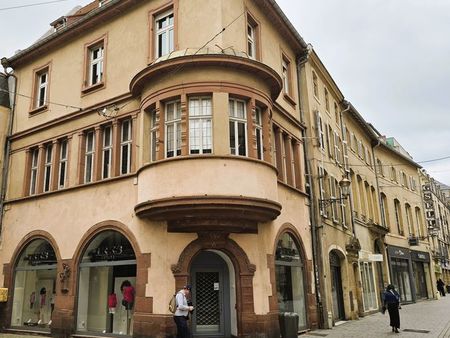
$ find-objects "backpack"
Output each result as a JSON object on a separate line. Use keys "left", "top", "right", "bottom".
{"left": 168, "top": 294, "right": 177, "bottom": 313}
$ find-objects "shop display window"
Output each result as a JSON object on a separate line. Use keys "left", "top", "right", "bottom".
{"left": 11, "top": 239, "right": 57, "bottom": 329}
{"left": 275, "top": 233, "right": 307, "bottom": 330}
{"left": 76, "top": 231, "right": 136, "bottom": 335}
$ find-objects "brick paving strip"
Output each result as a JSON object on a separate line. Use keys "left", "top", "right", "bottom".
{"left": 300, "top": 295, "right": 450, "bottom": 338}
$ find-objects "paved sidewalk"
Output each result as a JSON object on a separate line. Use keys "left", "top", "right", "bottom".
{"left": 301, "top": 295, "right": 450, "bottom": 338}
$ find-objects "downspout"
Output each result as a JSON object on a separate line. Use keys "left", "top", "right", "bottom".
{"left": 338, "top": 101, "right": 354, "bottom": 235}
{"left": 296, "top": 46, "right": 326, "bottom": 328}
{"left": 0, "top": 60, "right": 17, "bottom": 239}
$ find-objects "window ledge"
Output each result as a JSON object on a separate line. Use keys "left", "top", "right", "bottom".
{"left": 28, "top": 105, "right": 48, "bottom": 116}
{"left": 283, "top": 93, "right": 296, "bottom": 107}
{"left": 82, "top": 82, "right": 105, "bottom": 95}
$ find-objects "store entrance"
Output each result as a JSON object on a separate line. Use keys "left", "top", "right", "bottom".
{"left": 330, "top": 251, "right": 345, "bottom": 321}
{"left": 190, "top": 251, "right": 231, "bottom": 338}
{"left": 413, "top": 261, "right": 428, "bottom": 299}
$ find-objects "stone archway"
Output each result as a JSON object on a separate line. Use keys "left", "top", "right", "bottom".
{"left": 171, "top": 232, "right": 279, "bottom": 338}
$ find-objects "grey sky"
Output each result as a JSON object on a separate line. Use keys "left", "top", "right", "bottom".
{"left": 1, "top": 0, "right": 449, "bottom": 184}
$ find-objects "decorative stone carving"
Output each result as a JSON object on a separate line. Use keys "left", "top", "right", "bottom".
{"left": 59, "top": 263, "right": 71, "bottom": 293}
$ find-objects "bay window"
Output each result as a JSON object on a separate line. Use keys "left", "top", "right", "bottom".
{"left": 84, "top": 131, "right": 95, "bottom": 183}
{"left": 102, "top": 125, "right": 112, "bottom": 179}
{"left": 255, "top": 106, "right": 263, "bottom": 160}
{"left": 165, "top": 100, "right": 181, "bottom": 158}
{"left": 58, "top": 139, "right": 68, "bottom": 189}
{"left": 43, "top": 144, "right": 53, "bottom": 192}
{"left": 120, "top": 119, "right": 132, "bottom": 175}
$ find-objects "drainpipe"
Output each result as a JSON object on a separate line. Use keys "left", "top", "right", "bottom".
{"left": 0, "top": 60, "right": 17, "bottom": 239}
{"left": 296, "top": 46, "right": 326, "bottom": 328}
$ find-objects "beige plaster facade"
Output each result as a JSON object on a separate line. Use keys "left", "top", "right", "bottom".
{"left": 0, "top": 1, "right": 315, "bottom": 337}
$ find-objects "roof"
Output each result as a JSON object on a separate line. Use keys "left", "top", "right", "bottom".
{"left": 2, "top": 0, "right": 308, "bottom": 68}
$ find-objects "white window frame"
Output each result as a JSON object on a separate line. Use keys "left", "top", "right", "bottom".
{"left": 255, "top": 106, "right": 263, "bottom": 160}
{"left": 316, "top": 112, "right": 325, "bottom": 151}
{"left": 89, "top": 44, "right": 104, "bottom": 86}
{"left": 282, "top": 58, "right": 290, "bottom": 95}
{"left": 58, "top": 139, "right": 68, "bottom": 189}
{"left": 84, "top": 131, "right": 95, "bottom": 183}
{"left": 334, "top": 131, "right": 341, "bottom": 164}
{"left": 150, "top": 110, "right": 158, "bottom": 162}
{"left": 330, "top": 176, "right": 339, "bottom": 222}
{"left": 155, "top": 10, "right": 174, "bottom": 58}
{"left": 189, "top": 96, "right": 212, "bottom": 155}
{"left": 247, "top": 23, "right": 256, "bottom": 59}
{"left": 165, "top": 100, "right": 181, "bottom": 158}
{"left": 30, "top": 148, "right": 39, "bottom": 195}
{"left": 229, "top": 98, "right": 247, "bottom": 156}
{"left": 102, "top": 125, "right": 113, "bottom": 179}
{"left": 43, "top": 143, "right": 53, "bottom": 192}
{"left": 120, "top": 119, "right": 132, "bottom": 175}
{"left": 36, "top": 71, "right": 48, "bottom": 108}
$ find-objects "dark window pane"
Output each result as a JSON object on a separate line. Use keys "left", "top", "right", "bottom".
{"left": 238, "top": 122, "right": 246, "bottom": 156}
{"left": 229, "top": 121, "right": 235, "bottom": 154}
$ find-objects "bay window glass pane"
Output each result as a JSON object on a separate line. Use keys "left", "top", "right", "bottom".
{"left": 237, "top": 122, "right": 246, "bottom": 156}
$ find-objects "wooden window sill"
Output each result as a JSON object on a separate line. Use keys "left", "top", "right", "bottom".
{"left": 28, "top": 105, "right": 48, "bottom": 116}
{"left": 82, "top": 82, "right": 105, "bottom": 95}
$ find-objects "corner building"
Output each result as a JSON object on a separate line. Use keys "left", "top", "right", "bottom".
{"left": 0, "top": 1, "right": 316, "bottom": 337}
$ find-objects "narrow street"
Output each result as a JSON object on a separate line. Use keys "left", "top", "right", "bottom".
{"left": 302, "top": 296, "right": 450, "bottom": 338}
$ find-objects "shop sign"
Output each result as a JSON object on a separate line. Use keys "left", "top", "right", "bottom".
{"left": 369, "top": 254, "right": 383, "bottom": 262}
{"left": 423, "top": 183, "right": 437, "bottom": 229}
{"left": 24, "top": 250, "right": 57, "bottom": 266}
{"left": 0, "top": 288, "right": 7, "bottom": 302}
{"left": 387, "top": 245, "right": 410, "bottom": 259}
{"left": 88, "top": 245, "right": 135, "bottom": 262}
{"left": 411, "top": 251, "right": 430, "bottom": 262}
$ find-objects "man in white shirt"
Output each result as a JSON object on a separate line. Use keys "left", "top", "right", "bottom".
{"left": 174, "top": 285, "right": 194, "bottom": 338}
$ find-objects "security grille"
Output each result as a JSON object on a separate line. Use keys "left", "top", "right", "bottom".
{"left": 195, "top": 272, "right": 220, "bottom": 327}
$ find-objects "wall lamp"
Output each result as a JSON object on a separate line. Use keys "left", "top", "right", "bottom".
{"left": 318, "top": 177, "right": 351, "bottom": 208}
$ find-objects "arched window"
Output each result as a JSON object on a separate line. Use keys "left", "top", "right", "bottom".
{"left": 77, "top": 231, "right": 136, "bottom": 335}
{"left": 11, "top": 239, "right": 57, "bottom": 328}
{"left": 275, "top": 233, "right": 307, "bottom": 330}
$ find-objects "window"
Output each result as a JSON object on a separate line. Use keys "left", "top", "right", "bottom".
{"left": 165, "top": 100, "right": 181, "bottom": 158}
{"left": 376, "top": 158, "right": 384, "bottom": 176}
{"left": 316, "top": 112, "right": 325, "bottom": 151}
{"left": 84, "top": 131, "right": 95, "bottom": 183}
{"left": 58, "top": 139, "right": 68, "bottom": 189}
{"left": 43, "top": 143, "right": 53, "bottom": 192}
{"left": 89, "top": 44, "right": 104, "bottom": 86}
{"left": 189, "top": 97, "right": 212, "bottom": 154}
{"left": 339, "top": 185, "right": 348, "bottom": 227}
{"left": 334, "top": 131, "right": 341, "bottom": 164}
{"left": 29, "top": 148, "right": 39, "bottom": 195}
{"left": 120, "top": 119, "right": 132, "bottom": 175}
{"left": 405, "top": 204, "right": 413, "bottom": 235}
{"left": 150, "top": 109, "right": 158, "bottom": 162}
{"left": 155, "top": 11, "right": 174, "bottom": 58}
{"left": 357, "top": 140, "right": 363, "bottom": 159}
{"left": 229, "top": 98, "right": 247, "bottom": 156}
{"left": 394, "top": 199, "right": 404, "bottom": 236}
{"left": 102, "top": 125, "right": 113, "bottom": 179}
{"left": 330, "top": 177, "right": 338, "bottom": 222}
{"left": 282, "top": 56, "right": 291, "bottom": 96}
{"left": 380, "top": 193, "right": 388, "bottom": 228}
{"left": 334, "top": 102, "right": 339, "bottom": 124}
{"left": 318, "top": 166, "right": 327, "bottom": 217}
{"left": 255, "top": 106, "right": 263, "bottom": 160}
{"left": 391, "top": 166, "right": 397, "bottom": 182}
{"left": 415, "top": 207, "right": 423, "bottom": 237}
{"left": 312, "top": 71, "right": 318, "bottom": 98}
{"left": 36, "top": 71, "right": 48, "bottom": 108}
{"left": 324, "top": 88, "right": 330, "bottom": 112}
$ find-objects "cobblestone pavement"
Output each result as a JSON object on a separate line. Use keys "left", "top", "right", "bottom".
{"left": 301, "top": 295, "right": 450, "bottom": 338}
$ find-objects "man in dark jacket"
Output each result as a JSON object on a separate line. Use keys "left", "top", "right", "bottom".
{"left": 383, "top": 284, "right": 401, "bottom": 333}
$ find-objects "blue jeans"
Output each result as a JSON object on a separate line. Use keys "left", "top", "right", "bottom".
{"left": 174, "top": 316, "right": 190, "bottom": 338}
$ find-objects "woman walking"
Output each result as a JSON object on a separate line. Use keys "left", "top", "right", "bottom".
{"left": 383, "top": 284, "right": 401, "bottom": 333}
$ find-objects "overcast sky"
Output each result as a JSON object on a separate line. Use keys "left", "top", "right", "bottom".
{"left": 1, "top": 0, "right": 449, "bottom": 185}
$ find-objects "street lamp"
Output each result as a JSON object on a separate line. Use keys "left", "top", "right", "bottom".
{"left": 318, "top": 176, "right": 351, "bottom": 208}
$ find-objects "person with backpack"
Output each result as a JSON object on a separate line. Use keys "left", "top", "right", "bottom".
{"left": 382, "top": 284, "right": 401, "bottom": 333}
{"left": 173, "top": 285, "right": 194, "bottom": 338}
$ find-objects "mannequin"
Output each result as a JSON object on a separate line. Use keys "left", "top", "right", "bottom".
{"left": 120, "top": 280, "right": 135, "bottom": 334}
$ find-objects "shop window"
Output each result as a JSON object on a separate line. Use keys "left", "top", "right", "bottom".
{"left": 275, "top": 233, "right": 307, "bottom": 330}
{"left": 360, "top": 262, "right": 378, "bottom": 311}
{"left": 11, "top": 239, "right": 57, "bottom": 328}
{"left": 189, "top": 96, "right": 212, "bottom": 154}
{"left": 229, "top": 98, "right": 247, "bottom": 156}
{"left": 77, "top": 231, "right": 136, "bottom": 335}
{"left": 165, "top": 100, "right": 182, "bottom": 158}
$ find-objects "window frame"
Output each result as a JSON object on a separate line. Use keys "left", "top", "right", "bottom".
{"left": 229, "top": 98, "right": 248, "bottom": 156}
{"left": 246, "top": 12, "right": 260, "bottom": 60}
{"left": 255, "top": 106, "right": 264, "bottom": 160}
{"left": 58, "top": 139, "right": 68, "bottom": 189}
{"left": 30, "top": 63, "right": 51, "bottom": 115}
{"left": 188, "top": 96, "right": 213, "bottom": 155}
{"left": 29, "top": 148, "right": 39, "bottom": 195}
{"left": 82, "top": 35, "right": 107, "bottom": 94}
{"left": 165, "top": 99, "right": 182, "bottom": 158}
{"left": 43, "top": 143, "right": 53, "bottom": 193}
{"left": 102, "top": 125, "right": 113, "bottom": 179}
{"left": 84, "top": 130, "right": 95, "bottom": 184}
{"left": 155, "top": 10, "right": 174, "bottom": 59}
{"left": 150, "top": 109, "right": 158, "bottom": 162}
{"left": 120, "top": 119, "right": 132, "bottom": 175}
